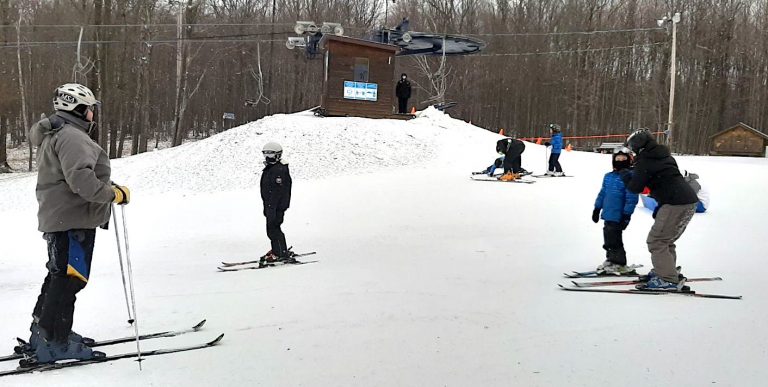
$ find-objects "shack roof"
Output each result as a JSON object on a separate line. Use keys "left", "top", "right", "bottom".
{"left": 319, "top": 35, "right": 400, "bottom": 53}
{"left": 709, "top": 122, "right": 768, "bottom": 140}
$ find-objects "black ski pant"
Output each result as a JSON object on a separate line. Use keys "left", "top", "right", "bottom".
{"left": 602, "top": 221, "right": 626, "bottom": 266}
{"left": 503, "top": 155, "right": 523, "bottom": 173}
{"left": 265, "top": 209, "right": 288, "bottom": 257}
{"left": 548, "top": 152, "right": 563, "bottom": 172}
{"left": 398, "top": 97, "right": 409, "bottom": 114}
{"left": 34, "top": 230, "right": 95, "bottom": 342}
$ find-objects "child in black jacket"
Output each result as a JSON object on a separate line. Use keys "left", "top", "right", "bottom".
{"left": 260, "top": 142, "right": 293, "bottom": 265}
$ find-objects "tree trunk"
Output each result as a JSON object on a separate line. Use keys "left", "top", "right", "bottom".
{"left": 0, "top": 118, "right": 10, "bottom": 172}
{"left": 16, "top": 14, "right": 31, "bottom": 171}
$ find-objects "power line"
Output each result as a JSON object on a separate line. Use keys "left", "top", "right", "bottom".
{"left": 0, "top": 32, "right": 295, "bottom": 49}
{"left": 469, "top": 27, "right": 666, "bottom": 37}
{"left": 0, "top": 22, "right": 296, "bottom": 29}
{"left": 470, "top": 42, "right": 668, "bottom": 57}
{"left": 0, "top": 22, "right": 369, "bottom": 30}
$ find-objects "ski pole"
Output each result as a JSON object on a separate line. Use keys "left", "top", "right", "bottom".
{"left": 119, "top": 205, "right": 143, "bottom": 369}
{"left": 112, "top": 204, "right": 134, "bottom": 325}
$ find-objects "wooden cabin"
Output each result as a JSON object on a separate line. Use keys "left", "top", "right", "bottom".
{"left": 709, "top": 122, "right": 768, "bottom": 157}
{"left": 318, "top": 35, "right": 401, "bottom": 119}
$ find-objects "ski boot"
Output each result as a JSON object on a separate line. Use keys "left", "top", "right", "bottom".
{"left": 259, "top": 252, "right": 280, "bottom": 268}
{"left": 21, "top": 326, "right": 105, "bottom": 367}
{"left": 279, "top": 250, "right": 299, "bottom": 264}
{"left": 638, "top": 266, "right": 685, "bottom": 283}
{"left": 596, "top": 261, "right": 637, "bottom": 276}
{"left": 545, "top": 171, "right": 555, "bottom": 176}
{"left": 69, "top": 331, "right": 96, "bottom": 346}
{"left": 636, "top": 276, "right": 689, "bottom": 292}
{"left": 16, "top": 323, "right": 95, "bottom": 354}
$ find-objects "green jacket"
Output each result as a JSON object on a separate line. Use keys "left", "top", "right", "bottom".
{"left": 30, "top": 111, "right": 114, "bottom": 232}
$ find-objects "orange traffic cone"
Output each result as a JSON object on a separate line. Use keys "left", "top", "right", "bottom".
{"left": 499, "top": 128, "right": 505, "bottom": 136}
{"left": 566, "top": 144, "right": 573, "bottom": 152}
{"left": 410, "top": 106, "right": 416, "bottom": 114}
{"left": 536, "top": 137, "right": 542, "bottom": 145}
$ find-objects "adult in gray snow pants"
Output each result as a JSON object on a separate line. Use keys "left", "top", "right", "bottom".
{"left": 621, "top": 129, "right": 698, "bottom": 285}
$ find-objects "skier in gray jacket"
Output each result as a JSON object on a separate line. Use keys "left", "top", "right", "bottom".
{"left": 25, "top": 83, "right": 130, "bottom": 364}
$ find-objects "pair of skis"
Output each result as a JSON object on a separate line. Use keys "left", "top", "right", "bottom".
{"left": 1, "top": 319, "right": 223, "bottom": 377}
{"left": 560, "top": 267, "right": 741, "bottom": 300}
{"left": 531, "top": 174, "right": 574, "bottom": 178}
{"left": 217, "top": 251, "right": 317, "bottom": 272}
{"left": 558, "top": 284, "right": 741, "bottom": 300}
{"left": 469, "top": 174, "right": 535, "bottom": 184}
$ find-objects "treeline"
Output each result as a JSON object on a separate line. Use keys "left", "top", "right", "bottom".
{"left": 1, "top": 0, "right": 766, "bottom": 170}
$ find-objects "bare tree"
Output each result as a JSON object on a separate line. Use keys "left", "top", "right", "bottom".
{"left": 2, "top": 0, "right": 768, "bottom": 159}
{"left": 412, "top": 39, "right": 451, "bottom": 105}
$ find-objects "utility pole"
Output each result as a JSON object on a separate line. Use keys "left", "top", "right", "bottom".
{"left": 265, "top": 0, "right": 276, "bottom": 115}
{"left": 172, "top": 1, "right": 183, "bottom": 145}
{"left": 16, "top": 11, "right": 30, "bottom": 171}
{"left": 659, "top": 12, "right": 681, "bottom": 150}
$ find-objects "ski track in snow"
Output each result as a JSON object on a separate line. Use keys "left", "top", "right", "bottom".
{"left": 1, "top": 108, "right": 767, "bottom": 386}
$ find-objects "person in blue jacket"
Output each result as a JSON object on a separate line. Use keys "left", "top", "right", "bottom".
{"left": 544, "top": 123, "right": 564, "bottom": 176}
{"left": 592, "top": 148, "right": 638, "bottom": 274}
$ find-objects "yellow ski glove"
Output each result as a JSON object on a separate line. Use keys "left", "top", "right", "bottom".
{"left": 112, "top": 185, "right": 130, "bottom": 204}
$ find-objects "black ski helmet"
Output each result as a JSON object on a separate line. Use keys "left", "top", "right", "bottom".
{"left": 548, "top": 123, "right": 561, "bottom": 133}
{"left": 625, "top": 128, "right": 654, "bottom": 154}
{"left": 612, "top": 147, "right": 632, "bottom": 171}
{"left": 496, "top": 138, "right": 510, "bottom": 154}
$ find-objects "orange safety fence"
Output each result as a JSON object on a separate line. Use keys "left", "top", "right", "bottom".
{"left": 518, "top": 131, "right": 665, "bottom": 142}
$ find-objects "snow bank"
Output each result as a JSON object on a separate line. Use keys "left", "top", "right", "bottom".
{"left": 0, "top": 109, "right": 492, "bottom": 210}
{"left": 112, "top": 111, "right": 452, "bottom": 193}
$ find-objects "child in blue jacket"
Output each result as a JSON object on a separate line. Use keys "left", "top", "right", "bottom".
{"left": 544, "top": 124, "right": 564, "bottom": 176}
{"left": 592, "top": 148, "right": 638, "bottom": 274}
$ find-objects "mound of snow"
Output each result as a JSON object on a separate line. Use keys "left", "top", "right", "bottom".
{"left": 0, "top": 109, "right": 497, "bottom": 209}
{"left": 114, "top": 111, "right": 461, "bottom": 193}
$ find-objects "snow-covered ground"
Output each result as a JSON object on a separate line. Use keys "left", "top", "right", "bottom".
{"left": 0, "top": 108, "right": 766, "bottom": 386}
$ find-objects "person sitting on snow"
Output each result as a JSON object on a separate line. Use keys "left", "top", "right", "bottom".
{"left": 592, "top": 148, "right": 639, "bottom": 275}
{"left": 477, "top": 155, "right": 504, "bottom": 177}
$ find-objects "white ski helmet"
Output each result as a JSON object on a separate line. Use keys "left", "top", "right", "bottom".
{"left": 53, "top": 83, "right": 100, "bottom": 114}
{"left": 262, "top": 142, "right": 283, "bottom": 163}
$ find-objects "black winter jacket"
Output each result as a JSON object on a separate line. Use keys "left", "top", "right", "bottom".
{"left": 396, "top": 79, "right": 411, "bottom": 99}
{"left": 261, "top": 162, "right": 292, "bottom": 212}
{"left": 497, "top": 138, "right": 525, "bottom": 172}
{"left": 621, "top": 142, "right": 698, "bottom": 206}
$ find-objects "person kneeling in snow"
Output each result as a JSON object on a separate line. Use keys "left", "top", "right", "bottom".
{"left": 592, "top": 148, "right": 638, "bottom": 275}
{"left": 260, "top": 142, "right": 294, "bottom": 266}
{"left": 495, "top": 137, "right": 529, "bottom": 181}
